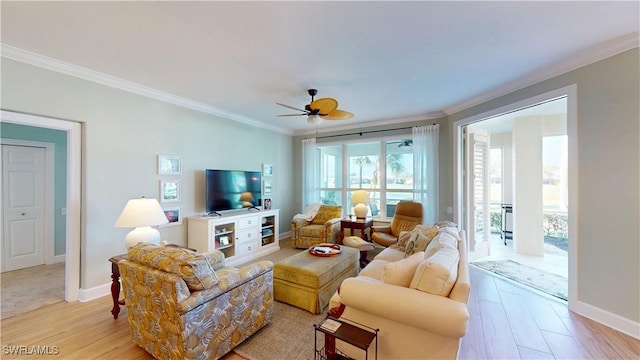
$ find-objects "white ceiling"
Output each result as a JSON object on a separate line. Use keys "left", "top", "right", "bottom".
{"left": 1, "top": 1, "right": 638, "bottom": 135}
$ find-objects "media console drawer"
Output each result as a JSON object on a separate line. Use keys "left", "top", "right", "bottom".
{"left": 237, "top": 215, "right": 260, "bottom": 230}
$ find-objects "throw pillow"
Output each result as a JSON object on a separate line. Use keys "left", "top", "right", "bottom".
{"left": 424, "top": 231, "right": 458, "bottom": 259}
{"left": 383, "top": 251, "right": 425, "bottom": 287}
{"left": 393, "top": 231, "right": 412, "bottom": 250}
{"left": 404, "top": 225, "right": 439, "bottom": 257}
{"left": 129, "top": 243, "right": 220, "bottom": 291}
{"left": 410, "top": 246, "right": 459, "bottom": 296}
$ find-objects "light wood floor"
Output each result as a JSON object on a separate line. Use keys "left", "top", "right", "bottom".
{"left": 1, "top": 267, "right": 637, "bottom": 359}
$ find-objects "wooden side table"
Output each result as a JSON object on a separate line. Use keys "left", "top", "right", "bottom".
{"left": 340, "top": 217, "right": 374, "bottom": 242}
{"left": 108, "top": 254, "right": 128, "bottom": 319}
{"left": 314, "top": 317, "right": 378, "bottom": 360}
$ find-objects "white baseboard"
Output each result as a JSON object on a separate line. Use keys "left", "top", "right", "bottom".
{"left": 280, "top": 230, "right": 292, "bottom": 239}
{"left": 53, "top": 254, "right": 65, "bottom": 263}
{"left": 78, "top": 282, "right": 111, "bottom": 302}
{"left": 572, "top": 299, "right": 640, "bottom": 339}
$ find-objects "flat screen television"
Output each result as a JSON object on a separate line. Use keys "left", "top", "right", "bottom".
{"left": 205, "top": 169, "right": 262, "bottom": 214}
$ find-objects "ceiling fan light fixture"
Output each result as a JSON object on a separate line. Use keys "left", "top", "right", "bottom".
{"left": 307, "top": 115, "right": 324, "bottom": 125}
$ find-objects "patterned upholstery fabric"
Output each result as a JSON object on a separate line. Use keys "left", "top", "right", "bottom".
{"left": 119, "top": 246, "right": 274, "bottom": 360}
{"left": 291, "top": 205, "right": 343, "bottom": 249}
{"left": 128, "top": 243, "right": 225, "bottom": 291}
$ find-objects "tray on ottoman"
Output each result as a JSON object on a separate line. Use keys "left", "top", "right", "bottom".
{"left": 274, "top": 245, "right": 359, "bottom": 314}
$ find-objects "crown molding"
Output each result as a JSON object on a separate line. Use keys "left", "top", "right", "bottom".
{"left": 444, "top": 32, "right": 640, "bottom": 116}
{"left": 0, "top": 44, "right": 293, "bottom": 136}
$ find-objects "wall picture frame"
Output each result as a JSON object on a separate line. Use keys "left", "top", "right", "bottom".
{"left": 263, "top": 198, "right": 272, "bottom": 210}
{"left": 160, "top": 180, "right": 181, "bottom": 202}
{"left": 262, "top": 163, "right": 273, "bottom": 177}
{"left": 161, "top": 206, "right": 182, "bottom": 226}
{"left": 263, "top": 179, "right": 273, "bottom": 195}
{"left": 158, "top": 154, "right": 182, "bottom": 175}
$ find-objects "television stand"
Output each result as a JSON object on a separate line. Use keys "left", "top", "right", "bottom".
{"left": 206, "top": 211, "right": 222, "bottom": 217}
{"left": 188, "top": 209, "right": 280, "bottom": 267}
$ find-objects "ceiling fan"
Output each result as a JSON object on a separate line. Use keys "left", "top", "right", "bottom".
{"left": 277, "top": 89, "right": 353, "bottom": 125}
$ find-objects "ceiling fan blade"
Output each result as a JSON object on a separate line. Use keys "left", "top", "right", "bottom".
{"left": 321, "top": 109, "right": 354, "bottom": 120}
{"left": 277, "top": 114, "right": 305, "bottom": 117}
{"left": 309, "top": 98, "right": 338, "bottom": 115}
{"left": 276, "top": 102, "right": 308, "bottom": 113}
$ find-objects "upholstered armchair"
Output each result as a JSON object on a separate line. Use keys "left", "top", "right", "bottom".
{"left": 371, "top": 201, "right": 424, "bottom": 247}
{"left": 119, "top": 243, "right": 274, "bottom": 360}
{"left": 291, "top": 205, "right": 343, "bottom": 249}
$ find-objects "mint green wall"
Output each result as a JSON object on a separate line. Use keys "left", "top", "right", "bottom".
{"left": 1, "top": 58, "right": 295, "bottom": 290}
{"left": 1, "top": 123, "right": 67, "bottom": 256}
{"left": 449, "top": 48, "right": 639, "bottom": 323}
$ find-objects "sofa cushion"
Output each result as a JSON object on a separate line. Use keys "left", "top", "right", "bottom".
{"left": 410, "top": 246, "right": 459, "bottom": 296}
{"left": 357, "top": 259, "right": 388, "bottom": 280}
{"left": 128, "top": 243, "right": 221, "bottom": 291}
{"left": 425, "top": 231, "right": 458, "bottom": 258}
{"left": 404, "top": 225, "right": 439, "bottom": 257}
{"left": 382, "top": 251, "right": 425, "bottom": 287}
{"left": 373, "top": 247, "right": 405, "bottom": 262}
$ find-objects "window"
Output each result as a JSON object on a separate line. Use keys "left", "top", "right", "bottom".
{"left": 317, "top": 138, "right": 414, "bottom": 218}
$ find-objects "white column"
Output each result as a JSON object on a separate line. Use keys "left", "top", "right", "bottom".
{"left": 512, "top": 116, "right": 544, "bottom": 256}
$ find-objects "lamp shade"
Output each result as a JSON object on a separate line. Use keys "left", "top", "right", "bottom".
{"left": 115, "top": 197, "right": 168, "bottom": 248}
{"left": 351, "top": 190, "right": 370, "bottom": 219}
{"left": 239, "top": 192, "right": 254, "bottom": 207}
{"left": 351, "top": 190, "right": 370, "bottom": 205}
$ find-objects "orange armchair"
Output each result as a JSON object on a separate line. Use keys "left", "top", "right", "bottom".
{"left": 371, "top": 201, "right": 424, "bottom": 247}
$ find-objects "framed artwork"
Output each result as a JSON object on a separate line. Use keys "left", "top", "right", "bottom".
{"left": 263, "top": 179, "right": 273, "bottom": 195}
{"left": 158, "top": 154, "right": 182, "bottom": 175}
{"left": 263, "top": 198, "right": 272, "bottom": 210}
{"left": 160, "top": 180, "right": 181, "bottom": 202}
{"left": 262, "top": 163, "right": 273, "bottom": 177}
{"left": 161, "top": 206, "right": 182, "bottom": 226}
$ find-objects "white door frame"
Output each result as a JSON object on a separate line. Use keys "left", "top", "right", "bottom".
{"left": 1, "top": 139, "right": 55, "bottom": 269}
{"left": 0, "top": 111, "right": 81, "bottom": 302}
{"left": 453, "top": 84, "right": 578, "bottom": 310}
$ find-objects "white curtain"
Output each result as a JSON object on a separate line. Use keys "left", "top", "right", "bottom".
{"left": 413, "top": 124, "right": 439, "bottom": 225}
{"left": 301, "top": 137, "right": 319, "bottom": 210}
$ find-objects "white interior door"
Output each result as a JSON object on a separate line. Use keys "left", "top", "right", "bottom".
{"left": 465, "top": 127, "right": 491, "bottom": 260}
{"left": 2, "top": 144, "right": 46, "bottom": 272}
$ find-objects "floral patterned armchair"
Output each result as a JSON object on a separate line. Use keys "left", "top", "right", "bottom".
{"left": 291, "top": 205, "right": 343, "bottom": 249}
{"left": 119, "top": 243, "right": 274, "bottom": 360}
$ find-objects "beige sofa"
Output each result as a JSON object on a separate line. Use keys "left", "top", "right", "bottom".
{"left": 329, "top": 224, "right": 470, "bottom": 359}
{"left": 119, "top": 243, "right": 274, "bottom": 360}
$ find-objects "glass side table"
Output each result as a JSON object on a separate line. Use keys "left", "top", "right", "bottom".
{"left": 314, "top": 317, "right": 378, "bottom": 360}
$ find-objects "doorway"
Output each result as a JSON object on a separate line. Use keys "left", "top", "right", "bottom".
{"left": 454, "top": 85, "right": 577, "bottom": 306}
{"left": 0, "top": 110, "right": 81, "bottom": 302}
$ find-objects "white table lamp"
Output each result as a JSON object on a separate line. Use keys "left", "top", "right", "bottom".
{"left": 115, "top": 197, "right": 168, "bottom": 249}
{"left": 351, "top": 190, "right": 371, "bottom": 219}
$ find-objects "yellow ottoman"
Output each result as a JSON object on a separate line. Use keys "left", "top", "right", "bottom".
{"left": 273, "top": 246, "right": 359, "bottom": 314}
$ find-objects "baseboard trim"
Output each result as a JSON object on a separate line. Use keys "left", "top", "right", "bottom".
{"left": 572, "top": 299, "right": 640, "bottom": 339}
{"left": 78, "top": 283, "right": 111, "bottom": 303}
